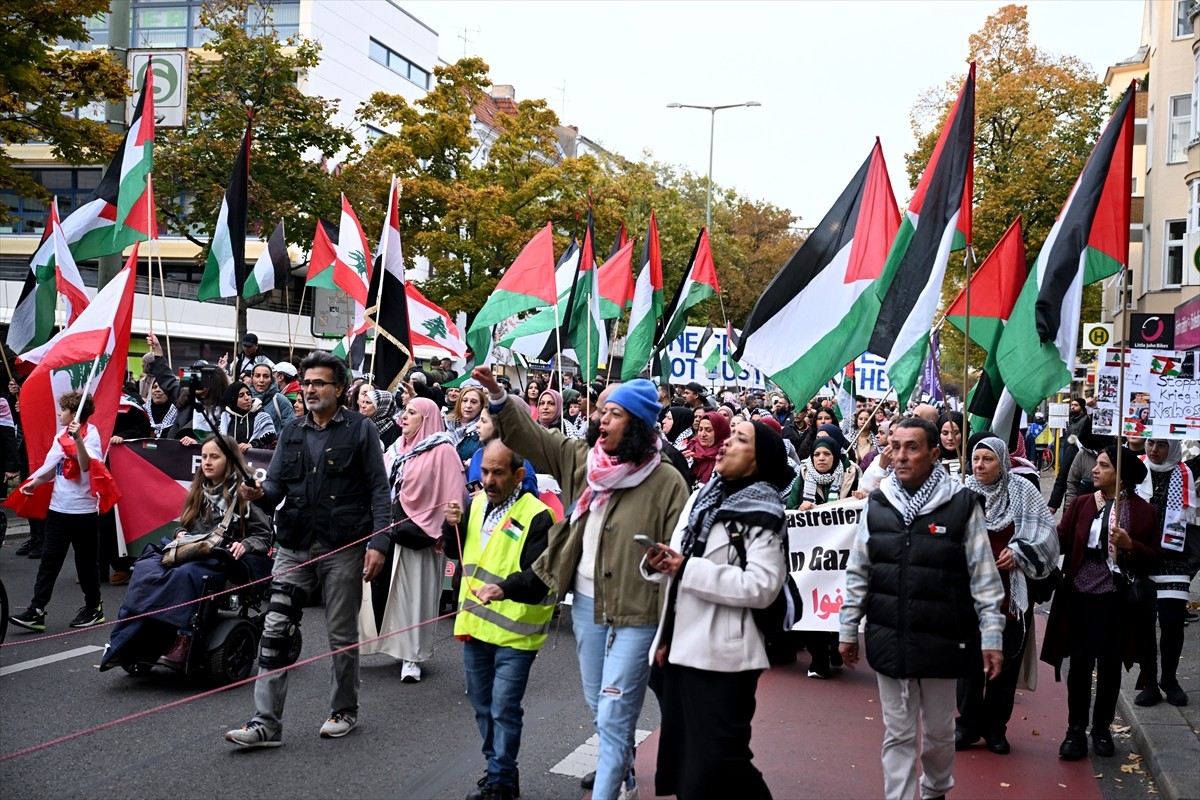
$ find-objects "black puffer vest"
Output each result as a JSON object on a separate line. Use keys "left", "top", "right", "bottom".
{"left": 863, "top": 486, "right": 982, "bottom": 679}
{"left": 273, "top": 411, "right": 375, "bottom": 549}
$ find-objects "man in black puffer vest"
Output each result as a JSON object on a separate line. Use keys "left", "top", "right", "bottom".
{"left": 838, "top": 418, "right": 1004, "bottom": 800}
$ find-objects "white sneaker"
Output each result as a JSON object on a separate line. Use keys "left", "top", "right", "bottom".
{"left": 401, "top": 661, "right": 422, "bottom": 683}
{"left": 618, "top": 778, "right": 640, "bottom": 800}
{"left": 319, "top": 712, "right": 356, "bottom": 738}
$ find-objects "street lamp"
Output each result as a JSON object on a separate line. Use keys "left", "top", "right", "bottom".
{"left": 666, "top": 101, "right": 761, "bottom": 231}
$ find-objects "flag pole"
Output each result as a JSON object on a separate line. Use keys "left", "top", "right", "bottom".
{"left": 960, "top": 245, "right": 976, "bottom": 483}
{"left": 554, "top": 301, "right": 566, "bottom": 434}
{"left": 604, "top": 316, "right": 621, "bottom": 388}
{"left": 715, "top": 294, "right": 741, "bottom": 393}
{"left": 146, "top": 174, "right": 155, "bottom": 335}
{"left": 155, "top": 248, "right": 173, "bottom": 369}
{"left": 0, "top": 343, "right": 15, "bottom": 385}
{"left": 285, "top": 280, "right": 295, "bottom": 362}
{"left": 1113, "top": 267, "right": 1130, "bottom": 521}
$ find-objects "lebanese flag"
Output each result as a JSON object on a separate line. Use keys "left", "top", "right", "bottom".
{"left": 997, "top": 84, "right": 1135, "bottom": 412}
{"left": 307, "top": 196, "right": 372, "bottom": 308}
{"left": 867, "top": 64, "right": 975, "bottom": 402}
{"left": 7, "top": 199, "right": 92, "bottom": 355}
{"left": 659, "top": 227, "right": 720, "bottom": 349}
{"left": 621, "top": 211, "right": 665, "bottom": 381}
{"left": 465, "top": 223, "right": 557, "bottom": 365}
{"left": 407, "top": 282, "right": 466, "bottom": 355}
{"left": 734, "top": 140, "right": 899, "bottom": 405}
{"left": 4, "top": 249, "right": 137, "bottom": 518}
{"left": 946, "top": 217, "right": 1027, "bottom": 432}
{"left": 596, "top": 237, "right": 636, "bottom": 319}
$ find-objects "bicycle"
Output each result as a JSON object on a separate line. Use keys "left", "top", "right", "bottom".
{"left": 1038, "top": 445, "right": 1056, "bottom": 473}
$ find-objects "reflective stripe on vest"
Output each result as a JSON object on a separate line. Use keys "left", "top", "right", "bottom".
{"left": 454, "top": 492, "right": 555, "bottom": 650}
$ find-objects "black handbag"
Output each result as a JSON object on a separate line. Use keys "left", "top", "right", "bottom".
{"left": 389, "top": 506, "right": 438, "bottom": 551}
{"left": 1123, "top": 573, "right": 1157, "bottom": 609}
{"left": 1026, "top": 567, "right": 1063, "bottom": 605}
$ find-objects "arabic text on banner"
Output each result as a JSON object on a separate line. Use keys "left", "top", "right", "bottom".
{"left": 786, "top": 497, "right": 864, "bottom": 633}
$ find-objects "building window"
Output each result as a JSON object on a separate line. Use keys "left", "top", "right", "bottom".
{"left": 368, "top": 38, "right": 430, "bottom": 90}
{"left": 1166, "top": 219, "right": 1187, "bottom": 287}
{"left": 1176, "top": 0, "right": 1192, "bottom": 38}
{"left": 61, "top": 12, "right": 110, "bottom": 50}
{"left": 0, "top": 169, "right": 103, "bottom": 235}
{"left": 131, "top": 0, "right": 298, "bottom": 48}
{"left": 364, "top": 125, "right": 389, "bottom": 144}
{"left": 1169, "top": 94, "right": 1191, "bottom": 163}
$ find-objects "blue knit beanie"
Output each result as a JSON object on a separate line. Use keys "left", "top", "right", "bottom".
{"left": 607, "top": 380, "right": 661, "bottom": 429}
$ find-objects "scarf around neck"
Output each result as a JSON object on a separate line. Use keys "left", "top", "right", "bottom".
{"left": 888, "top": 465, "right": 949, "bottom": 526}
{"left": 681, "top": 475, "right": 785, "bottom": 559}
{"left": 570, "top": 438, "right": 661, "bottom": 524}
{"left": 801, "top": 457, "right": 844, "bottom": 504}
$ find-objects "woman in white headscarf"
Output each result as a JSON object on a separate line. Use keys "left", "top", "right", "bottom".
{"left": 1132, "top": 439, "right": 1196, "bottom": 707}
{"left": 958, "top": 435, "right": 1059, "bottom": 755}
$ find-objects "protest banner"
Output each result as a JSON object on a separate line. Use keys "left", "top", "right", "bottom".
{"left": 785, "top": 497, "right": 864, "bottom": 632}
{"left": 1093, "top": 347, "right": 1200, "bottom": 438}
{"left": 107, "top": 439, "right": 274, "bottom": 557}
{"left": 665, "top": 325, "right": 768, "bottom": 389}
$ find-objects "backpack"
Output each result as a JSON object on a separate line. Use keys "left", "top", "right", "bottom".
{"left": 727, "top": 523, "right": 803, "bottom": 666}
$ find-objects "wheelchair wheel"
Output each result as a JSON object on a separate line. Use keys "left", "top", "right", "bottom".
{"left": 208, "top": 620, "right": 258, "bottom": 684}
{"left": 287, "top": 627, "right": 303, "bottom": 665}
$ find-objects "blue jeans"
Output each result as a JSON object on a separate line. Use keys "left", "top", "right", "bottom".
{"left": 463, "top": 640, "right": 538, "bottom": 788}
{"left": 571, "top": 593, "right": 657, "bottom": 800}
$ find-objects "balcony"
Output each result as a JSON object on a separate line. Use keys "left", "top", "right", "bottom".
{"left": 1135, "top": 89, "right": 1148, "bottom": 120}
{"left": 1130, "top": 195, "right": 1144, "bottom": 225}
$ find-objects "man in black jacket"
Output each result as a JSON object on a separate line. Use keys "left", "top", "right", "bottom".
{"left": 225, "top": 350, "right": 390, "bottom": 749}
{"left": 838, "top": 418, "right": 1005, "bottom": 800}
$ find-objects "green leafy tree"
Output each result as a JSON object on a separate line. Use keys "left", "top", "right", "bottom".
{"left": 153, "top": 0, "right": 355, "bottom": 253}
{"left": 906, "top": 3, "right": 1108, "bottom": 387}
{"left": 0, "top": 0, "right": 128, "bottom": 220}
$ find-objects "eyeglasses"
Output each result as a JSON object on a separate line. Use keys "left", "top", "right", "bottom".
{"left": 300, "top": 379, "right": 335, "bottom": 389}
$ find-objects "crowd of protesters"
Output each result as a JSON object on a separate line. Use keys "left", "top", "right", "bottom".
{"left": 2, "top": 334, "right": 1198, "bottom": 800}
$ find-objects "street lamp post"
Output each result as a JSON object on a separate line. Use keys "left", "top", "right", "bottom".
{"left": 666, "top": 101, "right": 761, "bottom": 231}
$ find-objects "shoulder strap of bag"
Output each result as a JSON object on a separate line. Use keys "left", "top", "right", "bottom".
{"left": 214, "top": 497, "right": 238, "bottom": 537}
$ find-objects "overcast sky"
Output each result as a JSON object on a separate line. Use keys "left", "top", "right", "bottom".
{"left": 401, "top": 0, "right": 1143, "bottom": 227}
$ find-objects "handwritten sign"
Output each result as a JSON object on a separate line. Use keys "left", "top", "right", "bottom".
{"left": 1094, "top": 348, "right": 1200, "bottom": 438}
{"left": 785, "top": 497, "right": 864, "bottom": 632}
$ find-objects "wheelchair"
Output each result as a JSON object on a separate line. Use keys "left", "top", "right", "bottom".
{"left": 104, "top": 549, "right": 301, "bottom": 685}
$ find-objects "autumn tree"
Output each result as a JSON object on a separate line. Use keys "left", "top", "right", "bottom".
{"left": 152, "top": 0, "right": 355, "bottom": 253}
{"left": 0, "top": 0, "right": 128, "bottom": 220}
{"left": 906, "top": 4, "right": 1108, "bottom": 386}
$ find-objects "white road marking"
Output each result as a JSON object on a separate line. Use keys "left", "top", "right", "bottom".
{"left": 550, "top": 729, "right": 652, "bottom": 778}
{"left": 0, "top": 645, "right": 105, "bottom": 676}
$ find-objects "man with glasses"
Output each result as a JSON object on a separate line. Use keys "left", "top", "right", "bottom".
{"left": 225, "top": 350, "right": 391, "bottom": 749}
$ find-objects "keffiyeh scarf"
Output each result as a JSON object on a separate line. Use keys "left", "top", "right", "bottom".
{"left": 388, "top": 431, "right": 457, "bottom": 489}
{"left": 800, "top": 457, "right": 844, "bottom": 504}
{"left": 570, "top": 438, "right": 662, "bottom": 524}
{"left": 680, "top": 475, "right": 785, "bottom": 558}
{"left": 888, "top": 465, "right": 948, "bottom": 526}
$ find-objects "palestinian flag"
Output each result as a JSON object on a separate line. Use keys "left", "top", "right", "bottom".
{"left": 1151, "top": 355, "right": 1181, "bottom": 377}
{"left": 407, "top": 282, "right": 466, "bottom": 355}
{"left": 621, "top": 211, "right": 665, "bottom": 381}
{"left": 499, "top": 238, "right": 580, "bottom": 358}
{"left": 7, "top": 199, "right": 92, "bottom": 354}
{"left": 558, "top": 206, "right": 607, "bottom": 381}
{"left": 4, "top": 248, "right": 137, "bottom": 518}
{"left": 868, "top": 64, "right": 975, "bottom": 401}
{"left": 307, "top": 218, "right": 339, "bottom": 278}
{"left": 596, "top": 238, "right": 636, "bottom": 319}
{"left": 696, "top": 324, "right": 718, "bottom": 372}
{"left": 244, "top": 220, "right": 290, "bottom": 298}
{"left": 734, "top": 140, "right": 899, "bottom": 405}
{"left": 660, "top": 228, "right": 719, "bottom": 350}
{"left": 835, "top": 362, "right": 856, "bottom": 422}
{"left": 465, "top": 223, "right": 557, "bottom": 364}
{"left": 366, "top": 176, "right": 413, "bottom": 391}
{"left": 996, "top": 84, "right": 1135, "bottom": 411}
{"left": 198, "top": 123, "right": 251, "bottom": 301}
{"left": 946, "top": 217, "right": 1026, "bottom": 431}
{"left": 114, "top": 61, "right": 156, "bottom": 238}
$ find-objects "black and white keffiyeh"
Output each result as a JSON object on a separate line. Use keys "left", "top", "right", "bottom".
{"left": 681, "top": 476, "right": 785, "bottom": 558}
{"left": 388, "top": 431, "right": 456, "bottom": 488}
{"left": 800, "top": 457, "right": 844, "bottom": 504}
{"left": 965, "top": 436, "right": 1059, "bottom": 613}
{"left": 481, "top": 485, "right": 522, "bottom": 545}
{"left": 888, "top": 464, "right": 948, "bottom": 527}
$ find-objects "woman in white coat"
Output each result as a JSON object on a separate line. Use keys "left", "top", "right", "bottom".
{"left": 642, "top": 419, "right": 792, "bottom": 800}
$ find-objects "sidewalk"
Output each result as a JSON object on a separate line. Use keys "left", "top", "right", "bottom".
{"left": 1115, "top": 573, "right": 1200, "bottom": 800}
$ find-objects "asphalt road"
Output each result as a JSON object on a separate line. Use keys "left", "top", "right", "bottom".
{"left": 0, "top": 539, "right": 658, "bottom": 800}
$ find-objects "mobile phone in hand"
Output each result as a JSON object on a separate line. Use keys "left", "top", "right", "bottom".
{"left": 633, "top": 534, "right": 658, "bottom": 550}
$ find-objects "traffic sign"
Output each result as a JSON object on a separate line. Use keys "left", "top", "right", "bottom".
{"left": 1083, "top": 322, "right": 1113, "bottom": 349}
{"left": 128, "top": 50, "right": 188, "bottom": 128}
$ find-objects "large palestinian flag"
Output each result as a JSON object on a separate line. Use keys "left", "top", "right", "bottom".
{"left": 498, "top": 237, "right": 580, "bottom": 359}
{"left": 198, "top": 122, "right": 251, "bottom": 301}
{"left": 867, "top": 64, "right": 975, "bottom": 402}
{"left": 946, "top": 217, "right": 1026, "bottom": 432}
{"left": 734, "top": 140, "right": 899, "bottom": 404}
{"left": 996, "top": 85, "right": 1135, "bottom": 411}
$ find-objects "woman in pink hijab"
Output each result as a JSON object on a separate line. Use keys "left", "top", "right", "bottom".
{"left": 360, "top": 397, "right": 465, "bottom": 683}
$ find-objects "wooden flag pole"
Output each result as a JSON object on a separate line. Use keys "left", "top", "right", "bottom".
{"left": 960, "top": 245, "right": 977, "bottom": 483}
{"left": 0, "top": 343, "right": 15, "bottom": 385}
{"left": 1113, "top": 267, "right": 1130, "bottom": 521}
{"left": 289, "top": 282, "right": 306, "bottom": 365}
{"left": 155, "top": 248, "right": 174, "bottom": 369}
{"left": 604, "top": 316, "right": 622, "bottom": 388}
{"left": 554, "top": 300, "right": 567, "bottom": 434}
{"left": 715, "top": 292, "right": 741, "bottom": 393}
{"left": 146, "top": 174, "right": 155, "bottom": 335}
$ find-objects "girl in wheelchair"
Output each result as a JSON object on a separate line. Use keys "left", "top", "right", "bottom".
{"left": 100, "top": 436, "right": 272, "bottom": 675}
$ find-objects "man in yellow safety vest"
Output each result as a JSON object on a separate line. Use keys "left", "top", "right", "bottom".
{"left": 443, "top": 439, "right": 556, "bottom": 800}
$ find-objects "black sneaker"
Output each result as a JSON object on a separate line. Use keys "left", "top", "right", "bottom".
{"left": 1162, "top": 679, "right": 1189, "bottom": 706}
{"left": 580, "top": 771, "right": 596, "bottom": 790}
{"left": 27, "top": 545, "right": 43, "bottom": 559}
{"left": 10, "top": 607, "right": 46, "bottom": 632}
{"left": 14, "top": 540, "right": 33, "bottom": 556}
{"left": 1091, "top": 727, "right": 1115, "bottom": 757}
{"left": 68, "top": 604, "right": 105, "bottom": 628}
